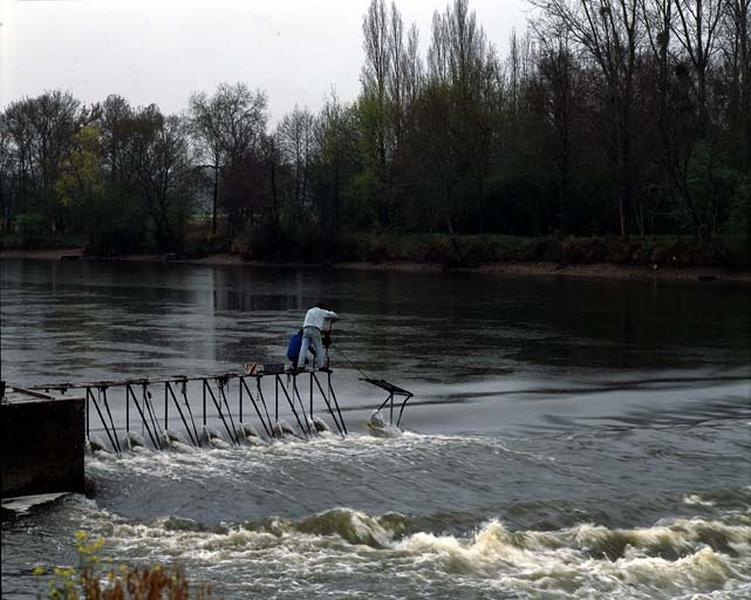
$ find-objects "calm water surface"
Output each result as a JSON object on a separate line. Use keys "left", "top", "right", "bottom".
{"left": 1, "top": 259, "right": 750, "bottom": 599}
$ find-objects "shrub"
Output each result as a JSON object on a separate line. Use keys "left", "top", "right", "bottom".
{"left": 86, "top": 222, "right": 143, "bottom": 257}
{"left": 34, "top": 530, "right": 211, "bottom": 600}
{"left": 182, "top": 231, "right": 229, "bottom": 258}
{"left": 14, "top": 212, "right": 47, "bottom": 249}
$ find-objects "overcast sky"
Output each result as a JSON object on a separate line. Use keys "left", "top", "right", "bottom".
{"left": 0, "top": 0, "right": 530, "bottom": 122}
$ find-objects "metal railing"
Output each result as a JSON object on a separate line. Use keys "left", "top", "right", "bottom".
{"left": 25, "top": 369, "right": 349, "bottom": 455}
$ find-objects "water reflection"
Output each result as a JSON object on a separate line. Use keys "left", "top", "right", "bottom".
{"left": 1, "top": 259, "right": 749, "bottom": 387}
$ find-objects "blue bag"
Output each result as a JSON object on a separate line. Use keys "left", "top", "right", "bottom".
{"left": 286, "top": 332, "right": 303, "bottom": 362}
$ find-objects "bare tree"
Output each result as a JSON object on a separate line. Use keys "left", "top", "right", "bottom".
{"left": 428, "top": 9, "right": 450, "bottom": 84}
{"left": 362, "top": 0, "right": 391, "bottom": 181}
{"left": 137, "top": 113, "right": 195, "bottom": 251}
{"left": 315, "top": 91, "right": 359, "bottom": 240}
{"left": 671, "top": 0, "right": 724, "bottom": 134}
{"left": 534, "top": 0, "right": 642, "bottom": 236}
{"left": 0, "top": 114, "right": 14, "bottom": 229}
{"left": 536, "top": 27, "right": 578, "bottom": 231}
{"left": 362, "top": 0, "right": 391, "bottom": 104}
{"left": 388, "top": 2, "right": 406, "bottom": 149}
{"left": 723, "top": 0, "right": 751, "bottom": 170}
{"left": 276, "top": 106, "right": 315, "bottom": 209}
{"left": 1, "top": 91, "right": 97, "bottom": 231}
{"left": 421, "top": 0, "right": 499, "bottom": 232}
{"left": 640, "top": 0, "right": 674, "bottom": 132}
{"left": 189, "top": 83, "right": 267, "bottom": 234}
{"left": 665, "top": 0, "right": 724, "bottom": 139}
{"left": 99, "top": 94, "right": 134, "bottom": 186}
{"left": 403, "top": 24, "right": 423, "bottom": 108}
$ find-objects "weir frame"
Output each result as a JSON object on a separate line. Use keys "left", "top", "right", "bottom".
{"left": 23, "top": 369, "right": 349, "bottom": 455}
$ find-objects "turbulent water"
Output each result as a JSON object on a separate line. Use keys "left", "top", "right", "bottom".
{"left": 1, "top": 259, "right": 750, "bottom": 599}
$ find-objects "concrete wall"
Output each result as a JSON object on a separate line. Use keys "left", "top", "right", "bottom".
{"left": 1, "top": 397, "right": 85, "bottom": 498}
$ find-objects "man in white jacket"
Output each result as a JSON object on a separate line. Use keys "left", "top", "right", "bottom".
{"left": 297, "top": 304, "right": 338, "bottom": 370}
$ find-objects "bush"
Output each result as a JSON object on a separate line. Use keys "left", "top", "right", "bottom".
{"left": 14, "top": 212, "right": 47, "bottom": 249}
{"left": 86, "top": 222, "right": 143, "bottom": 257}
{"left": 235, "top": 220, "right": 352, "bottom": 263}
{"left": 220, "top": 228, "right": 746, "bottom": 270}
{"left": 182, "top": 231, "right": 229, "bottom": 258}
{"left": 34, "top": 531, "right": 211, "bottom": 600}
{"left": 415, "top": 235, "right": 499, "bottom": 268}
{"left": 233, "top": 222, "right": 275, "bottom": 260}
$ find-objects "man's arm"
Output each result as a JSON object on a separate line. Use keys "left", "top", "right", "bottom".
{"left": 322, "top": 309, "right": 338, "bottom": 321}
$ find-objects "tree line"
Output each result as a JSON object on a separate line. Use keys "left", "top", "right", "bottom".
{"left": 1, "top": 0, "right": 749, "bottom": 258}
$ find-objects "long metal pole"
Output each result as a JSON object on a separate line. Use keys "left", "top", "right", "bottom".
{"left": 276, "top": 374, "right": 308, "bottom": 436}
{"left": 202, "top": 380, "right": 207, "bottom": 426}
{"left": 86, "top": 388, "right": 119, "bottom": 454}
{"left": 142, "top": 384, "right": 163, "bottom": 445}
{"left": 127, "top": 384, "right": 158, "bottom": 449}
{"left": 396, "top": 393, "right": 413, "bottom": 427}
{"left": 101, "top": 387, "right": 122, "bottom": 454}
{"left": 275, "top": 376, "right": 279, "bottom": 422}
{"left": 166, "top": 382, "right": 197, "bottom": 446}
{"left": 164, "top": 383, "right": 169, "bottom": 429}
{"left": 291, "top": 375, "right": 314, "bottom": 435}
{"left": 180, "top": 380, "right": 200, "bottom": 446}
{"left": 241, "top": 377, "right": 272, "bottom": 438}
{"left": 239, "top": 378, "right": 243, "bottom": 423}
{"left": 217, "top": 379, "right": 238, "bottom": 442}
{"left": 309, "top": 372, "right": 314, "bottom": 419}
{"left": 311, "top": 373, "right": 344, "bottom": 436}
{"left": 256, "top": 378, "right": 273, "bottom": 437}
{"left": 204, "top": 380, "right": 238, "bottom": 445}
{"left": 327, "top": 372, "right": 348, "bottom": 435}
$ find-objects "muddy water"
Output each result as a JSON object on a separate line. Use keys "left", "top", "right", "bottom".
{"left": 1, "top": 259, "right": 749, "bottom": 599}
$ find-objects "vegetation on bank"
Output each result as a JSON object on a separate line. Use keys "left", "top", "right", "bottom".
{"left": 33, "top": 531, "right": 210, "bottom": 600}
{"left": 4, "top": 227, "right": 746, "bottom": 270}
{"left": 333, "top": 233, "right": 750, "bottom": 269}
{"left": 1, "top": 0, "right": 750, "bottom": 263}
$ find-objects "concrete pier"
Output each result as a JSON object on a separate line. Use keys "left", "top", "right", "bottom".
{"left": 1, "top": 387, "right": 85, "bottom": 498}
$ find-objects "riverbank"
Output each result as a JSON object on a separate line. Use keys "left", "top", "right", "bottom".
{"left": 3, "top": 247, "right": 749, "bottom": 282}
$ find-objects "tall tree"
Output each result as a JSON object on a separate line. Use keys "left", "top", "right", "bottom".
{"left": 536, "top": 31, "right": 578, "bottom": 231}
{"left": 361, "top": 0, "right": 393, "bottom": 225}
{"left": 99, "top": 94, "right": 134, "bottom": 186}
{"left": 189, "top": 83, "right": 268, "bottom": 235}
{"left": 1, "top": 91, "right": 97, "bottom": 232}
{"left": 276, "top": 106, "right": 315, "bottom": 210}
{"left": 723, "top": 0, "right": 751, "bottom": 171}
{"left": 671, "top": 0, "right": 724, "bottom": 135}
{"left": 0, "top": 114, "right": 15, "bottom": 230}
{"left": 54, "top": 124, "right": 105, "bottom": 233}
{"left": 423, "top": 0, "right": 498, "bottom": 232}
{"left": 314, "top": 92, "right": 359, "bottom": 240}
{"left": 534, "top": 0, "right": 642, "bottom": 236}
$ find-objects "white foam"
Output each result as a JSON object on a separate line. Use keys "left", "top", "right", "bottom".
{"left": 84, "top": 506, "right": 751, "bottom": 599}
{"left": 684, "top": 494, "right": 718, "bottom": 507}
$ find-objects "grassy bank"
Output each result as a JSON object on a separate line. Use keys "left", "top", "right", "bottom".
{"left": 333, "top": 233, "right": 750, "bottom": 270}
{"left": 231, "top": 232, "right": 750, "bottom": 271}
{"left": 3, "top": 231, "right": 749, "bottom": 272}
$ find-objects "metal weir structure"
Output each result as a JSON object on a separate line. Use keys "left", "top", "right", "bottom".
{"left": 24, "top": 368, "right": 413, "bottom": 454}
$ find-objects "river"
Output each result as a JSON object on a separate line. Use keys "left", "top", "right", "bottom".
{"left": 1, "top": 258, "right": 750, "bottom": 599}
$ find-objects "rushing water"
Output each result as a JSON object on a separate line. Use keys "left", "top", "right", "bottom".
{"left": 1, "top": 258, "right": 750, "bottom": 599}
